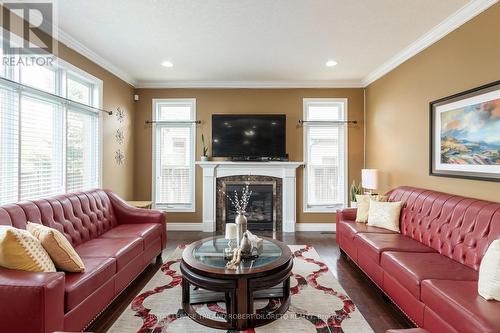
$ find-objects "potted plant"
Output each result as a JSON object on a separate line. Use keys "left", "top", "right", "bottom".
{"left": 350, "top": 180, "right": 361, "bottom": 208}
{"left": 201, "top": 134, "right": 209, "bottom": 161}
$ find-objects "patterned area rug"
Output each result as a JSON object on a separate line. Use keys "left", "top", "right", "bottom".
{"left": 109, "top": 245, "right": 374, "bottom": 333}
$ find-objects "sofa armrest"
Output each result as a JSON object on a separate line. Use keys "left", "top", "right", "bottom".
{"left": 105, "top": 190, "right": 167, "bottom": 248}
{"left": 336, "top": 208, "right": 357, "bottom": 223}
{"left": 0, "top": 268, "right": 65, "bottom": 333}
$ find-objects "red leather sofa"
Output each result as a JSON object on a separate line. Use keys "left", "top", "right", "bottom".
{"left": 0, "top": 189, "right": 166, "bottom": 333}
{"left": 337, "top": 186, "right": 500, "bottom": 333}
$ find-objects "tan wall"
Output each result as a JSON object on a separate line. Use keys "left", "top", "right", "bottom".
{"left": 57, "top": 44, "right": 135, "bottom": 199}
{"left": 133, "top": 88, "right": 365, "bottom": 223}
{"left": 365, "top": 3, "right": 500, "bottom": 201}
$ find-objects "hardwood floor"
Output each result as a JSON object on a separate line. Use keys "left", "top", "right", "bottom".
{"left": 88, "top": 231, "right": 413, "bottom": 333}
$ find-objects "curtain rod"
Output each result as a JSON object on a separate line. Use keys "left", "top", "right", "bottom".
{"left": 0, "top": 75, "right": 113, "bottom": 115}
{"left": 298, "top": 120, "right": 358, "bottom": 125}
{"left": 145, "top": 120, "right": 201, "bottom": 124}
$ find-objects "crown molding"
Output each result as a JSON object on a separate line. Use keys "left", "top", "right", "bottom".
{"left": 135, "top": 80, "right": 365, "bottom": 89}
{"left": 362, "top": 0, "right": 498, "bottom": 87}
{"left": 56, "top": 28, "right": 137, "bottom": 87}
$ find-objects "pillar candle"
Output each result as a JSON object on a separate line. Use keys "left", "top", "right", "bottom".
{"left": 225, "top": 223, "right": 237, "bottom": 239}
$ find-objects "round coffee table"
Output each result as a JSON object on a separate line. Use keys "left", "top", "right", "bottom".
{"left": 181, "top": 236, "right": 293, "bottom": 331}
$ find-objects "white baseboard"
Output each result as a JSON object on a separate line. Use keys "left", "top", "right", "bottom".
{"left": 295, "top": 223, "right": 336, "bottom": 232}
{"left": 166, "top": 223, "right": 204, "bottom": 231}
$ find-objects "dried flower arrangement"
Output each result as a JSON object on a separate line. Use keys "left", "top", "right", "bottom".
{"left": 220, "top": 182, "right": 252, "bottom": 213}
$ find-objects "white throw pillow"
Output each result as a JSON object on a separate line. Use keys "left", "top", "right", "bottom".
{"left": 355, "top": 194, "right": 388, "bottom": 223}
{"left": 478, "top": 239, "right": 500, "bottom": 301}
{"left": 367, "top": 201, "right": 402, "bottom": 232}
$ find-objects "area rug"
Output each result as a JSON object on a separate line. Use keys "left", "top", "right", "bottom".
{"left": 109, "top": 245, "right": 374, "bottom": 333}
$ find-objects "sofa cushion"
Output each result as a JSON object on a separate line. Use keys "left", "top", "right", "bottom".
{"left": 64, "top": 257, "right": 116, "bottom": 311}
{"left": 381, "top": 252, "right": 478, "bottom": 299}
{"left": 338, "top": 221, "right": 396, "bottom": 241}
{"left": 387, "top": 186, "right": 500, "bottom": 271}
{"left": 99, "top": 223, "right": 162, "bottom": 250}
{"left": 422, "top": 279, "right": 500, "bottom": 333}
{"left": 355, "top": 233, "right": 435, "bottom": 264}
{"left": 75, "top": 237, "right": 142, "bottom": 271}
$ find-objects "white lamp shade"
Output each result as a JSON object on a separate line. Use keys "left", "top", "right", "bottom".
{"left": 362, "top": 169, "right": 379, "bottom": 190}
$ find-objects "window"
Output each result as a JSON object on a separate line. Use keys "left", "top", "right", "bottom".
{"left": 153, "top": 99, "right": 196, "bottom": 211}
{"left": 0, "top": 59, "right": 102, "bottom": 205}
{"left": 303, "top": 98, "right": 348, "bottom": 212}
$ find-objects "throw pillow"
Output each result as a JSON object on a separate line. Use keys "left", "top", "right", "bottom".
{"left": 478, "top": 239, "right": 500, "bottom": 301}
{"left": 355, "top": 194, "right": 388, "bottom": 223}
{"left": 367, "top": 201, "right": 402, "bottom": 232}
{"left": 27, "top": 222, "right": 85, "bottom": 272}
{"left": 0, "top": 225, "right": 56, "bottom": 272}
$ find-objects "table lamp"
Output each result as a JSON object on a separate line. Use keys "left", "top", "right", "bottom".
{"left": 361, "top": 169, "right": 378, "bottom": 195}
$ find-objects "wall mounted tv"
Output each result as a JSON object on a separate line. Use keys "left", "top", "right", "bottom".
{"left": 212, "top": 114, "right": 286, "bottom": 159}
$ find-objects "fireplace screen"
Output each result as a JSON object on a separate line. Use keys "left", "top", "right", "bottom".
{"left": 222, "top": 181, "right": 276, "bottom": 231}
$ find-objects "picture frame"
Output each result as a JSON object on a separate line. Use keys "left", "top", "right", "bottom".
{"left": 429, "top": 80, "right": 500, "bottom": 182}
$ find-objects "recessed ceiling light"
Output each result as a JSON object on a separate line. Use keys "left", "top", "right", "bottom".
{"left": 161, "top": 60, "right": 174, "bottom": 68}
{"left": 326, "top": 60, "right": 337, "bottom": 67}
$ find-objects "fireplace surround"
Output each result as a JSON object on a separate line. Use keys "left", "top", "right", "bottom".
{"left": 216, "top": 176, "right": 282, "bottom": 232}
{"left": 196, "top": 161, "right": 303, "bottom": 232}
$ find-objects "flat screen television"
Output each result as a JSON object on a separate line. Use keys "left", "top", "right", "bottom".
{"left": 212, "top": 114, "right": 286, "bottom": 159}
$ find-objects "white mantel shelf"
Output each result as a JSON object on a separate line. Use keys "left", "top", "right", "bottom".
{"left": 196, "top": 161, "right": 304, "bottom": 232}
{"left": 196, "top": 161, "right": 303, "bottom": 167}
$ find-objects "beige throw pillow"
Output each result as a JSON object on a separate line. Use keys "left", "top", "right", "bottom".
{"left": 478, "top": 239, "right": 500, "bottom": 301}
{"left": 355, "top": 194, "right": 388, "bottom": 223}
{"left": 0, "top": 225, "right": 56, "bottom": 272}
{"left": 27, "top": 222, "right": 85, "bottom": 272}
{"left": 367, "top": 201, "right": 402, "bottom": 232}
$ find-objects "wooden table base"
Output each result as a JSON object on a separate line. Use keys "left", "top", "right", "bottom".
{"left": 180, "top": 259, "right": 292, "bottom": 331}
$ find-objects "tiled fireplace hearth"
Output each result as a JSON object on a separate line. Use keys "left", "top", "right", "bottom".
{"left": 196, "top": 161, "right": 303, "bottom": 232}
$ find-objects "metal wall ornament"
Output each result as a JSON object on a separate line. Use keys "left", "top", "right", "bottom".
{"left": 115, "top": 107, "right": 125, "bottom": 123}
{"left": 115, "top": 149, "right": 125, "bottom": 165}
{"left": 115, "top": 129, "right": 124, "bottom": 145}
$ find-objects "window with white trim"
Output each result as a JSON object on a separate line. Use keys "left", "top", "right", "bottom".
{"left": 303, "top": 98, "right": 348, "bottom": 212}
{"left": 153, "top": 99, "right": 196, "bottom": 211}
{"left": 0, "top": 58, "right": 102, "bottom": 204}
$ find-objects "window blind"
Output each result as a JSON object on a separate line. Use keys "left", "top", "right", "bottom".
{"left": 0, "top": 84, "right": 19, "bottom": 205}
{"left": 153, "top": 99, "right": 196, "bottom": 211}
{"left": 0, "top": 56, "right": 101, "bottom": 205}
{"left": 19, "top": 94, "right": 64, "bottom": 200}
{"left": 303, "top": 99, "right": 347, "bottom": 212}
{"left": 66, "top": 108, "right": 100, "bottom": 192}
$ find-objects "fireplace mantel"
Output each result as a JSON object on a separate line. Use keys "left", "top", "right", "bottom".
{"left": 196, "top": 161, "right": 303, "bottom": 232}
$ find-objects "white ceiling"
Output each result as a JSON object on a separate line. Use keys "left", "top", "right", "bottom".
{"left": 53, "top": 0, "right": 496, "bottom": 87}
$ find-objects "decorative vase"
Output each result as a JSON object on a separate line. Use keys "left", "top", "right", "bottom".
{"left": 200, "top": 155, "right": 209, "bottom": 161}
{"left": 235, "top": 211, "right": 247, "bottom": 246}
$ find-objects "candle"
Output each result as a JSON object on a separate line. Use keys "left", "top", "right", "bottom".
{"left": 225, "top": 223, "right": 237, "bottom": 240}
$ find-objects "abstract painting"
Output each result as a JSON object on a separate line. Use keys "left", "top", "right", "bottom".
{"left": 430, "top": 81, "right": 500, "bottom": 181}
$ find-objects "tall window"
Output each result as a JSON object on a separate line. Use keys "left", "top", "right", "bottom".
{"left": 303, "top": 98, "right": 348, "bottom": 212}
{"left": 0, "top": 60, "right": 102, "bottom": 204}
{"left": 153, "top": 99, "right": 196, "bottom": 211}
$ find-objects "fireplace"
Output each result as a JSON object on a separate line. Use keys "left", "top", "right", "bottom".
{"left": 216, "top": 176, "right": 282, "bottom": 232}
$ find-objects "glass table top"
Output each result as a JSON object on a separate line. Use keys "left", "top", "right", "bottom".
{"left": 192, "top": 237, "right": 283, "bottom": 270}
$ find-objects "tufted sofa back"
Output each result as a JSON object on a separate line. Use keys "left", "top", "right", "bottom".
{"left": 0, "top": 189, "right": 118, "bottom": 247}
{"left": 387, "top": 186, "right": 500, "bottom": 271}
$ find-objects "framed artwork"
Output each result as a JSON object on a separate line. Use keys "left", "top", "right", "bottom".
{"left": 430, "top": 80, "right": 500, "bottom": 182}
